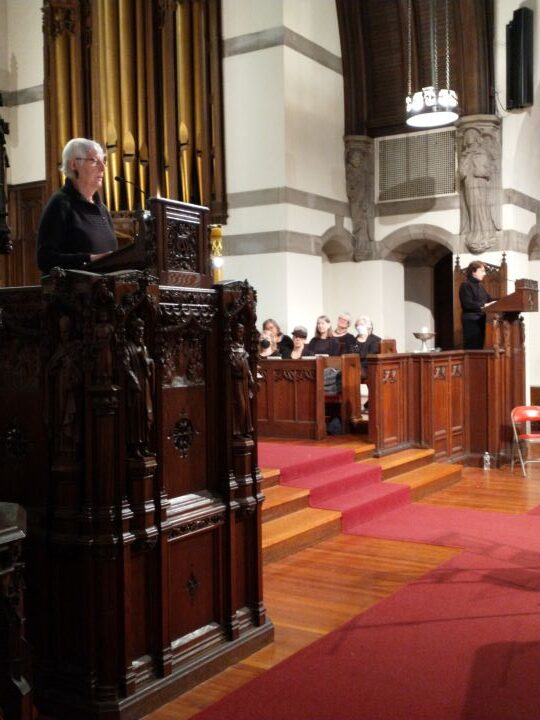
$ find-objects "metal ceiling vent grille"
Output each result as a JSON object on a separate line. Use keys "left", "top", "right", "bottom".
{"left": 378, "top": 128, "right": 456, "bottom": 202}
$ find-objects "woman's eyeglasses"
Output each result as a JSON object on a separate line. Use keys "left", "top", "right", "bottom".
{"left": 76, "top": 156, "right": 107, "bottom": 166}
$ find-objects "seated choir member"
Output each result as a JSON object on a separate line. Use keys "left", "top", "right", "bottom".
{"left": 306, "top": 315, "right": 340, "bottom": 356}
{"left": 37, "top": 137, "right": 117, "bottom": 273}
{"left": 259, "top": 330, "right": 281, "bottom": 358}
{"left": 352, "top": 316, "right": 381, "bottom": 381}
{"left": 262, "top": 318, "right": 293, "bottom": 358}
{"left": 289, "top": 326, "right": 314, "bottom": 358}
{"left": 333, "top": 311, "right": 356, "bottom": 353}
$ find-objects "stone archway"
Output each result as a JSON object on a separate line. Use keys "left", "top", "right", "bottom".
{"left": 379, "top": 225, "right": 456, "bottom": 350}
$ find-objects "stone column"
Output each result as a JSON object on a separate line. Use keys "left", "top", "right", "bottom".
{"left": 344, "top": 135, "right": 374, "bottom": 261}
{"left": 456, "top": 114, "right": 502, "bottom": 254}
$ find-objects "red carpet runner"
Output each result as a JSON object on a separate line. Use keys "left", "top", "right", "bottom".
{"left": 191, "top": 443, "right": 540, "bottom": 720}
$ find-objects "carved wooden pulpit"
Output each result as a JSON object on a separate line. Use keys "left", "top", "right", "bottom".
{"left": 0, "top": 199, "right": 272, "bottom": 719}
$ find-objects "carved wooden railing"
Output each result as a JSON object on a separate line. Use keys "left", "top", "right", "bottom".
{"left": 0, "top": 503, "right": 32, "bottom": 720}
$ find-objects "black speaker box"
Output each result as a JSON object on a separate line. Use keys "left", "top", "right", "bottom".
{"left": 506, "top": 7, "right": 533, "bottom": 110}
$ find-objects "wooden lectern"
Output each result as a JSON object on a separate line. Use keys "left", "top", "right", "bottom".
{"left": 0, "top": 198, "right": 272, "bottom": 719}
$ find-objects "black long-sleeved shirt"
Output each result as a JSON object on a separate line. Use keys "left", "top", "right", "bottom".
{"left": 459, "top": 277, "right": 492, "bottom": 319}
{"left": 37, "top": 179, "right": 117, "bottom": 273}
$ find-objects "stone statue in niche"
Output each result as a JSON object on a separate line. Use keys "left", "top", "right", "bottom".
{"left": 125, "top": 316, "right": 155, "bottom": 458}
{"left": 92, "top": 307, "right": 114, "bottom": 385}
{"left": 229, "top": 322, "right": 254, "bottom": 439}
{"left": 344, "top": 136, "right": 374, "bottom": 262}
{"left": 458, "top": 123, "right": 501, "bottom": 253}
{"left": 46, "top": 315, "right": 82, "bottom": 462}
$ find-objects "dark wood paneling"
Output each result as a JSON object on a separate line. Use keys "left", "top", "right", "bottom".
{"left": 336, "top": 0, "right": 494, "bottom": 138}
{"left": 0, "top": 182, "right": 46, "bottom": 288}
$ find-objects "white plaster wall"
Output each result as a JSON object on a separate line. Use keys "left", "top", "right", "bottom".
{"left": 223, "top": 252, "right": 323, "bottom": 334}
{"left": 284, "top": 48, "right": 345, "bottom": 201}
{"left": 223, "top": 48, "right": 286, "bottom": 193}
{"left": 222, "top": 0, "right": 284, "bottom": 39}
{"left": 284, "top": 0, "right": 341, "bottom": 55}
{"left": 501, "top": 204, "right": 536, "bottom": 235}
{"left": 2, "top": 0, "right": 45, "bottom": 184}
{"left": 5, "top": 0, "right": 42, "bottom": 90}
{"left": 495, "top": 0, "right": 540, "bottom": 197}
{"left": 224, "top": 202, "right": 338, "bottom": 236}
{"left": 322, "top": 259, "right": 406, "bottom": 349}
{"left": 404, "top": 266, "right": 434, "bottom": 352}
{"left": 6, "top": 102, "right": 45, "bottom": 184}
{"left": 0, "top": 0, "right": 7, "bottom": 86}
{"left": 375, "top": 208, "right": 460, "bottom": 240}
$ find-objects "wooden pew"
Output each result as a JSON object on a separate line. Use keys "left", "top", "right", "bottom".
{"left": 257, "top": 354, "right": 361, "bottom": 439}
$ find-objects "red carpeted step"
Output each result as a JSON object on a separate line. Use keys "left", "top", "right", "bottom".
{"left": 311, "top": 482, "right": 410, "bottom": 530}
{"left": 288, "top": 463, "right": 382, "bottom": 503}
{"left": 258, "top": 442, "right": 355, "bottom": 483}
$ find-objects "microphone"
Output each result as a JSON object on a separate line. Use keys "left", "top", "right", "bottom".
{"left": 114, "top": 175, "right": 147, "bottom": 197}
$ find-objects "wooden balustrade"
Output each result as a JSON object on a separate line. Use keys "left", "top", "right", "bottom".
{"left": 0, "top": 503, "right": 32, "bottom": 720}
{"left": 257, "top": 354, "right": 362, "bottom": 440}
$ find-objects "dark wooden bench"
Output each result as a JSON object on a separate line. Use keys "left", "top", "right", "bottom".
{"left": 257, "top": 354, "right": 361, "bottom": 439}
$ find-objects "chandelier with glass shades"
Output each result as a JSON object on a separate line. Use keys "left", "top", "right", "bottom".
{"left": 406, "top": 0, "right": 459, "bottom": 128}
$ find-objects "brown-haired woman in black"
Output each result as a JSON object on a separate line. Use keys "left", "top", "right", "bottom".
{"left": 459, "top": 261, "right": 495, "bottom": 349}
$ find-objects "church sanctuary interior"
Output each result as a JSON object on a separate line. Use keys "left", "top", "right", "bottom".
{"left": 3, "top": 1, "right": 540, "bottom": 719}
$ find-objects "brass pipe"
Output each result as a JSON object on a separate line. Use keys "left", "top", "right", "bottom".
{"left": 119, "top": 0, "right": 136, "bottom": 210}
{"left": 135, "top": 0, "right": 148, "bottom": 199}
{"left": 176, "top": 2, "right": 193, "bottom": 202}
{"left": 103, "top": 0, "right": 121, "bottom": 210}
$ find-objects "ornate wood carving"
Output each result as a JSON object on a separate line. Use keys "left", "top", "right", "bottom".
{"left": 0, "top": 203, "right": 272, "bottom": 719}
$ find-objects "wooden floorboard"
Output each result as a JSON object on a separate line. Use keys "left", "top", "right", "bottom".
{"left": 144, "top": 448, "right": 540, "bottom": 720}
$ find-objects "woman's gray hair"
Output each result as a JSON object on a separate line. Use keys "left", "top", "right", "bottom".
{"left": 355, "top": 315, "right": 373, "bottom": 333}
{"left": 61, "top": 138, "right": 104, "bottom": 179}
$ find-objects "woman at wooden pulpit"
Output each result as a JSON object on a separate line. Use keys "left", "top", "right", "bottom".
{"left": 459, "top": 261, "right": 496, "bottom": 349}
{"left": 37, "top": 138, "right": 117, "bottom": 273}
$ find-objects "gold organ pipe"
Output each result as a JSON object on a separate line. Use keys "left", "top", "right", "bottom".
{"left": 68, "top": 35, "right": 81, "bottom": 137}
{"left": 119, "top": 0, "right": 136, "bottom": 210}
{"left": 97, "top": 0, "right": 113, "bottom": 207}
{"left": 192, "top": 4, "right": 205, "bottom": 205}
{"left": 54, "top": 32, "right": 69, "bottom": 170}
{"left": 103, "top": 0, "right": 122, "bottom": 210}
{"left": 135, "top": 0, "right": 148, "bottom": 199}
{"left": 176, "top": 2, "right": 194, "bottom": 203}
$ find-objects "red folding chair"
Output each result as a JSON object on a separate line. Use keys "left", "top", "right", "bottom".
{"left": 511, "top": 406, "right": 540, "bottom": 477}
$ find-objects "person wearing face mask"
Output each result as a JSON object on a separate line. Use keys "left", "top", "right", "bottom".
{"left": 352, "top": 316, "right": 381, "bottom": 381}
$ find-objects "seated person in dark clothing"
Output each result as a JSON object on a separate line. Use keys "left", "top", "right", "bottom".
{"left": 289, "top": 326, "right": 314, "bottom": 359}
{"left": 306, "top": 315, "right": 340, "bottom": 356}
{"left": 352, "top": 315, "right": 381, "bottom": 380}
{"left": 259, "top": 330, "right": 281, "bottom": 358}
{"left": 333, "top": 312, "right": 356, "bottom": 353}
{"left": 37, "top": 137, "right": 117, "bottom": 273}
{"left": 262, "top": 318, "right": 293, "bottom": 358}
{"left": 459, "top": 261, "right": 495, "bottom": 349}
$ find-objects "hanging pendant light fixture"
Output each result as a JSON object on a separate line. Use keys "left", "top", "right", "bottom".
{"left": 406, "top": 0, "right": 459, "bottom": 128}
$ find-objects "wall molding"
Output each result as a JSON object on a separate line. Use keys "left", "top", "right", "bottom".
{"left": 223, "top": 26, "right": 342, "bottom": 74}
{"left": 228, "top": 186, "right": 349, "bottom": 216}
{"left": 1, "top": 85, "right": 44, "bottom": 106}
{"left": 223, "top": 230, "right": 322, "bottom": 257}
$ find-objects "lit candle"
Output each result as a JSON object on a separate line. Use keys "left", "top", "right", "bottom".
{"left": 421, "top": 326, "right": 428, "bottom": 334}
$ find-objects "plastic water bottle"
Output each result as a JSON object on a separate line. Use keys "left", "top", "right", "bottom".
{"left": 483, "top": 451, "right": 491, "bottom": 470}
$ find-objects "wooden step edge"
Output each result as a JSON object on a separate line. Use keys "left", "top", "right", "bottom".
{"left": 387, "top": 464, "right": 463, "bottom": 500}
{"left": 262, "top": 486, "right": 311, "bottom": 522}
{"left": 262, "top": 513, "right": 342, "bottom": 564}
{"left": 260, "top": 467, "right": 281, "bottom": 488}
{"left": 362, "top": 450, "right": 435, "bottom": 479}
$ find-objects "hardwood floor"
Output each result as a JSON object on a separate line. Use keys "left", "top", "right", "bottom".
{"left": 144, "top": 447, "right": 540, "bottom": 720}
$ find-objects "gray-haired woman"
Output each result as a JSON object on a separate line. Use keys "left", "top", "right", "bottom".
{"left": 37, "top": 137, "right": 117, "bottom": 273}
